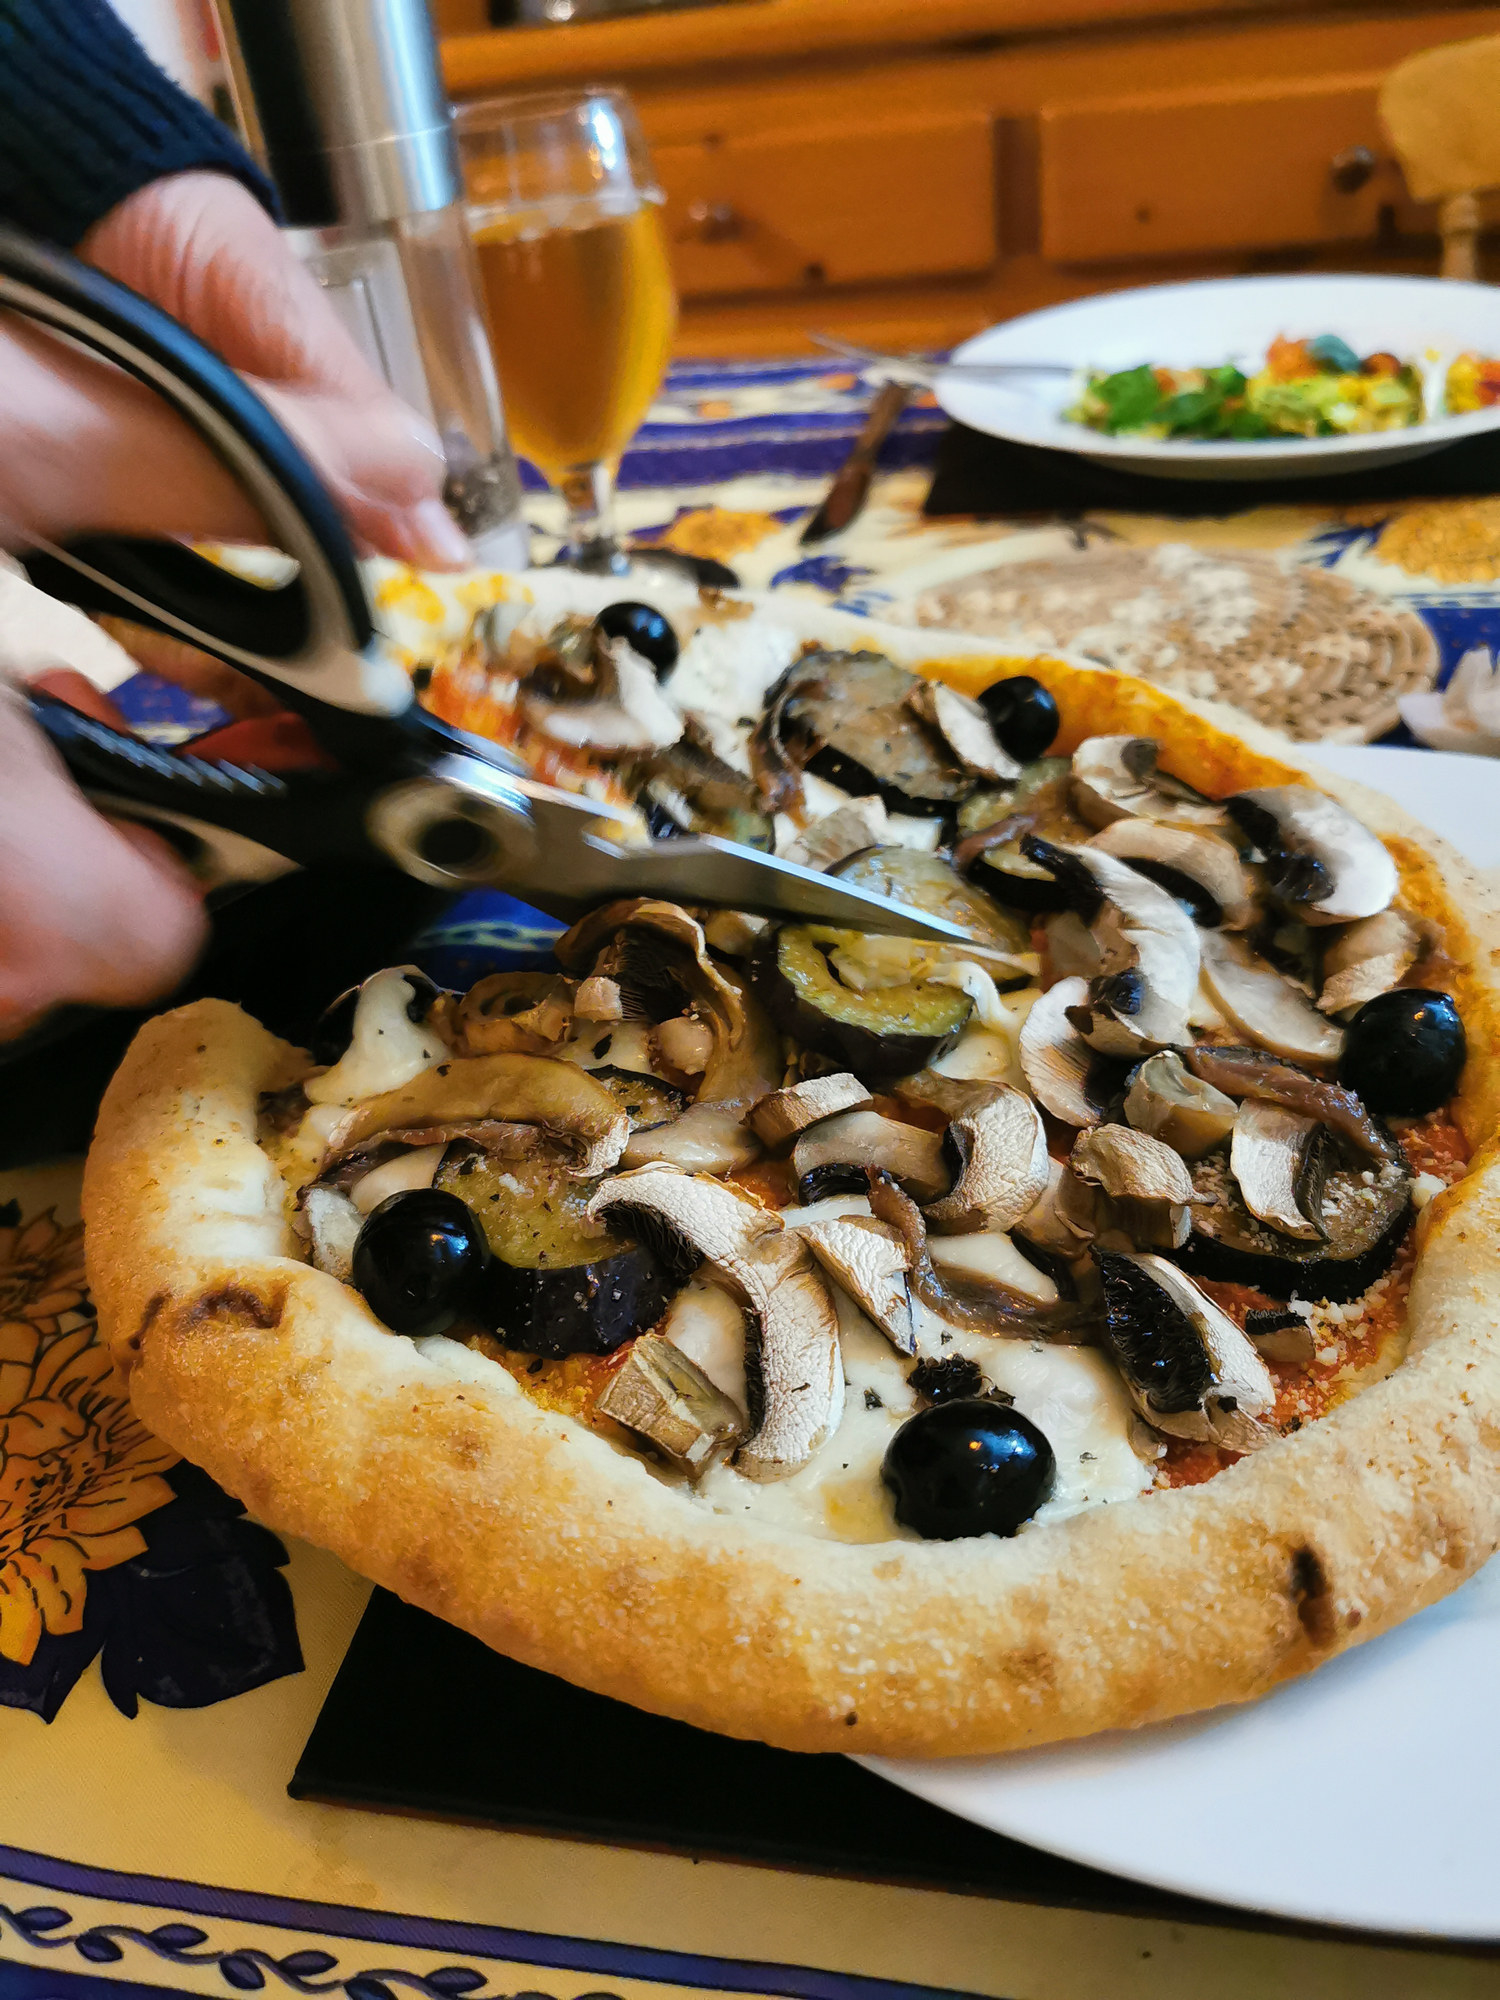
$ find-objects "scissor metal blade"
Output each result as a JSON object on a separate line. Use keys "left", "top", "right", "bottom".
{"left": 509, "top": 785, "right": 982, "bottom": 944}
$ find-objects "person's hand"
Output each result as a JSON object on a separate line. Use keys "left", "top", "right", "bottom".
{"left": 0, "top": 678, "right": 206, "bottom": 1035}
{"left": 0, "top": 176, "right": 477, "bottom": 566}
{"left": 79, "top": 170, "right": 471, "bottom": 570}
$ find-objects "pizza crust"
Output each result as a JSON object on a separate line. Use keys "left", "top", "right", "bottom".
{"left": 83, "top": 657, "right": 1500, "bottom": 1756}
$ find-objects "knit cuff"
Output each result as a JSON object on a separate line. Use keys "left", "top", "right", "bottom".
{"left": 0, "top": 0, "right": 278, "bottom": 248}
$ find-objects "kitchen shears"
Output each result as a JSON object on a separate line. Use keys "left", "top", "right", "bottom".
{"left": 0, "top": 226, "right": 981, "bottom": 951}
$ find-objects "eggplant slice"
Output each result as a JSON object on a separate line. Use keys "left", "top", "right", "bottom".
{"left": 954, "top": 760, "right": 1095, "bottom": 913}
{"left": 1173, "top": 1145, "right": 1412, "bottom": 1303}
{"left": 756, "top": 926, "right": 972, "bottom": 1075}
{"left": 829, "top": 847, "right": 1033, "bottom": 959}
{"left": 768, "top": 650, "right": 973, "bottom": 814}
{"left": 440, "top": 1153, "right": 677, "bottom": 1357}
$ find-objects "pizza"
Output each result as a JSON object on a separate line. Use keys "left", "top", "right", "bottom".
{"left": 82, "top": 586, "right": 1500, "bottom": 1758}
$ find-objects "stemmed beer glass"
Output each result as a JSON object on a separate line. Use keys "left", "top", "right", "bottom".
{"left": 456, "top": 89, "right": 678, "bottom": 571}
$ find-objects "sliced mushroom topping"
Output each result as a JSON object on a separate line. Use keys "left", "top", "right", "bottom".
{"left": 1225, "top": 786, "right": 1398, "bottom": 926}
{"left": 868, "top": 1171, "right": 1091, "bottom": 1341}
{"left": 589, "top": 1164, "right": 843, "bottom": 1482}
{"left": 1014, "top": 1156, "right": 1099, "bottom": 1257}
{"left": 1093, "top": 1249, "right": 1276, "bottom": 1452}
{"left": 1070, "top": 1124, "right": 1195, "bottom": 1250}
{"left": 1317, "top": 909, "right": 1422, "bottom": 1016}
{"left": 1124, "top": 1051, "right": 1238, "bottom": 1159}
{"left": 458, "top": 972, "right": 575, "bottom": 1057}
{"left": 1041, "top": 910, "right": 1102, "bottom": 982}
{"left": 597, "top": 1333, "right": 747, "bottom": 1473}
{"left": 622, "top": 1102, "right": 762, "bottom": 1175}
{"left": 1230, "top": 1099, "right": 1330, "bottom": 1242}
{"left": 654, "top": 1015, "right": 715, "bottom": 1075}
{"left": 1018, "top": 976, "right": 1116, "bottom": 1127}
{"left": 1087, "top": 820, "right": 1253, "bottom": 929}
{"left": 924, "top": 1085, "right": 1049, "bottom": 1233}
{"left": 748, "top": 1072, "right": 872, "bottom": 1148}
{"left": 1181, "top": 1044, "right": 1399, "bottom": 1170}
{"left": 556, "top": 898, "right": 781, "bottom": 1103}
{"left": 907, "top": 679, "right": 1021, "bottom": 783}
{"left": 1071, "top": 736, "right": 1224, "bottom": 831}
{"left": 1243, "top": 1307, "right": 1318, "bottom": 1366}
{"left": 796, "top": 1213, "right": 915, "bottom": 1354}
{"left": 1199, "top": 931, "right": 1346, "bottom": 1065}
{"left": 792, "top": 1109, "right": 952, "bottom": 1205}
{"left": 574, "top": 975, "right": 624, "bottom": 1022}
{"left": 781, "top": 795, "right": 890, "bottom": 870}
{"left": 1026, "top": 840, "right": 1201, "bottom": 1056}
{"left": 305, "top": 967, "right": 450, "bottom": 1107}
{"left": 302, "top": 1185, "right": 362, "bottom": 1284}
{"left": 323, "top": 1054, "right": 629, "bottom": 1179}
{"left": 521, "top": 632, "right": 684, "bottom": 753}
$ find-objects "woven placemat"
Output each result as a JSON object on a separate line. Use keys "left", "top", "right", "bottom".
{"left": 912, "top": 543, "right": 1438, "bottom": 742}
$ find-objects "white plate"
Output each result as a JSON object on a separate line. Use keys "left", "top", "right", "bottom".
{"left": 863, "top": 747, "right": 1500, "bottom": 1940}
{"left": 940, "top": 274, "right": 1500, "bottom": 480}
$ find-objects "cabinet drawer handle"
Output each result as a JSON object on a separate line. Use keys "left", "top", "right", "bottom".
{"left": 681, "top": 201, "right": 744, "bottom": 243}
{"left": 1329, "top": 146, "right": 1377, "bottom": 195}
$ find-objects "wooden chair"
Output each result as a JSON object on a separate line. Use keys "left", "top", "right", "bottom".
{"left": 1381, "top": 35, "right": 1500, "bottom": 280}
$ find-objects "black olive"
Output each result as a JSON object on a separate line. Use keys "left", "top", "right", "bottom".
{"left": 881, "top": 1399, "right": 1055, "bottom": 1540}
{"left": 1338, "top": 988, "right": 1466, "bottom": 1116}
{"left": 596, "top": 601, "right": 679, "bottom": 677}
{"left": 352, "top": 1189, "right": 491, "bottom": 1337}
{"left": 976, "top": 675, "right": 1059, "bottom": 762}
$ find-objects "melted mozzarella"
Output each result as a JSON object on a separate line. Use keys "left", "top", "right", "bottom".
{"left": 662, "top": 1277, "right": 749, "bottom": 1410}
{"left": 930, "top": 987, "right": 1039, "bottom": 1089}
{"left": 559, "top": 1020, "right": 658, "bottom": 1075}
{"left": 305, "top": 970, "right": 445, "bottom": 1108}
{"left": 928, "top": 1229, "right": 1057, "bottom": 1303}
{"left": 663, "top": 618, "right": 801, "bottom": 719}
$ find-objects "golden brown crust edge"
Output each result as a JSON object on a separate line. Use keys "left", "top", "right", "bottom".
{"left": 83, "top": 659, "right": 1500, "bottom": 1757}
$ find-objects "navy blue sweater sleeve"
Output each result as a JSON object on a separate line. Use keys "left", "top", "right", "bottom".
{"left": 0, "top": 0, "right": 276, "bottom": 247}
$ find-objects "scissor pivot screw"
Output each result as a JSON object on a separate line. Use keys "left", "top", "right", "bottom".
{"left": 417, "top": 816, "right": 495, "bottom": 873}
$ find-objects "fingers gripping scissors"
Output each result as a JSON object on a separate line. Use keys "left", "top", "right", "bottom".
{"left": 0, "top": 227, "right": 981, "bottom": 951}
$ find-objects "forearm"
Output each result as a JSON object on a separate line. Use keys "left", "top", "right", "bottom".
{"left": 0, "top": 0, "right": 273, "bottom": 246}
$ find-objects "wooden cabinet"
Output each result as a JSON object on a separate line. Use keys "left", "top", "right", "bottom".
{"left": 1040, "top": 75, "right": 1397, "bottom": 263}
{"left": 439, "top": 0, "right": 1500, "bottom": 357}
{"left": 655, "top": 112, "right": 996, "bottom": 295}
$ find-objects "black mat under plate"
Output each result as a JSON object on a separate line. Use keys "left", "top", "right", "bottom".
{"left": 293, "top": 1589, "right": 1500, "bottom": 1954}
{"left": 291, "top": 1590, "right": 1190, "bottom": 1916}
{"left": 924, "top": 417, "right": 1500, "bottom": 520}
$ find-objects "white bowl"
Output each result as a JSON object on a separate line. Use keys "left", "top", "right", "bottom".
{"left": 940, "top": 272, "right": 1500, "bottom": 480}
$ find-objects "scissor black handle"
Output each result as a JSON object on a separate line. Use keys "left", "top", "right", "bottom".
{"left": 0, "top": 226, "right": 412, "bottom": 730}
{"left": 28, "top": 692, "right": 379, "bottom": 877}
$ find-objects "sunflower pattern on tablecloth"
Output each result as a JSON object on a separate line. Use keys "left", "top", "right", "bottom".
{"left": 0, "top": 1186, "right": 303, "bottom": 1724}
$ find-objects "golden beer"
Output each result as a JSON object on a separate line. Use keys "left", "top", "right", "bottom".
{"left": 472, "top": 201, "right": 677, "bottom": 480}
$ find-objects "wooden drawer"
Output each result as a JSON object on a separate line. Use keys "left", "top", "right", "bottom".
{"left": 1040, "top": 73, "right": 1398, "bottom": 263}
{"left": 652, "top": 112, "right": 996, "bottom": 297}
